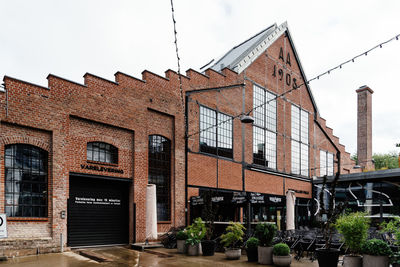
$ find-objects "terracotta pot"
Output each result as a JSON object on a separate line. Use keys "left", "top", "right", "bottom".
{"left": 187, "top": 244, "right": 200, "bottom": 256}
{"left": 258, "top": 246, "right": 273, "bottom": 265}
{"left": 273, "top": 255, "right": 292, "bottom": 266}
{"left": 315, "top": 248, "right": 340, "bottom": 267}
{"left": 225, "top": 248, "right": 241, "bottom": 260}
{"left": 362, "top": 254, "right": 389, "bottom": 267}
{"left": 343, "top": 255, "right": 362, "bottom": 267}
{"left": 176, "top": 240, "right": 187, "bottom": 254}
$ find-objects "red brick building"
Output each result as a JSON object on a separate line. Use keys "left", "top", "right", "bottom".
{"left": 0, "top": 22, "right": 354, "bottom": 255}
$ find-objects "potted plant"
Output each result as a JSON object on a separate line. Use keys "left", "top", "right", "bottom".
{"left": 176, "top": 230, "right": 188, "bottom": 254}
{"left": 381, "top": 217, "right": 400, "bottom": 267}
{"left": 315, "top": 173, "right": 346, "bottom": 267}
{"left": 220, "top": 222, "right": 245, "bottom": 260}
{"left": 201, "top": 192, "right": 217, "bottom": 256}
{"left": 391, "top": 252, "right": 400, "bottom": 267}
{"left": 361, "top": 238, "right": 392, "bottom": 267}
{"left": 245, "top": 237, "right": 259, "bottom": 262}
{"left": 186, "top": 217, "right": 206, "bottom": 256}
{"left": 335, "top": 212, "right": 370, "bottom": 267}
{"left": 255, "top": 222, "right": 277, "bottom": 265}
{"left": 273, "top": 243, "right": 292, "bottom": 266}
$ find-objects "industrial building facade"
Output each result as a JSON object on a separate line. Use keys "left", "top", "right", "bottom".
{"left": 0, "top": 22, "right": 355, "bottom": 255}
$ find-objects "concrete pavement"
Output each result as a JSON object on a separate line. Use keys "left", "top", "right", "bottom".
{"left": 0, "top": 246, "right": 321, "bottom": 267}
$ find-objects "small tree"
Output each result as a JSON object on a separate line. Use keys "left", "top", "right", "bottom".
{"left": 220, "top": 222, "right": 245, "bottom": 249}
{"left": 318, "top": 173, "right": 347, "bottom": 249}
{"left": 335, "top": 212, "right": 370, "bottom": 255}
{"left": 254, "top": 223, "right": 277, "bottom": 247}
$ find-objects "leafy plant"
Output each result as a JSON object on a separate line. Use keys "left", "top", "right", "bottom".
{"left": 201, "top": 191, "right": 217, "bottom": 240}
{"left": 176, "top": 230, "right": 188, "bottom": 240}
{"left": 317, "top": 172, "right": 347, "bottom": 249}
{"left": 273, "top": 243, "right": 290, "bottom": 256}
{"left": 220, "top": 222, "right": 245, "bottom": 249}
{"left": 390, "top": 252, "right": 400, "bottom": 265}
{"left": 186, "top": 217, "right": 206, "bottom": 245}
{"left": 361, "top": 239, "right": 392, "bottom": 256}
{"left": 335, "top": 212, "right": 370, "bottom": 255}
{"left": 245, "top": 237, "right": 259, "bottom": 249}
{"left": 381, "top": 217, "right": 400, "bottom": 246}
{"left": 255, "top": 223, "right": 277, "bottom": 247}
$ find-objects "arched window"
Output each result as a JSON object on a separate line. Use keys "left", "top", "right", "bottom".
{"left": 87, "top": 142, "right": 118, "bottom": 164}
{"left": 4, "top": 144, "right": 48, "bottom": 217}
{"left": 148, "top": 135, "right": 171, "bottom": 221}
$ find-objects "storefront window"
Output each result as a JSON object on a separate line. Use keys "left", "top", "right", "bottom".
{"left": 148, "top": 135, "right": 171, "bottom": 221}
{"left": 87, "top": 142, "right": 118, "bottom": 164}
{"left": 4, "top": 144, "right": 48, "bottom": 217}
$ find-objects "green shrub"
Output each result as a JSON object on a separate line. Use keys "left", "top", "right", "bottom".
{"left": 361, "top": 239, "right": 392, "bottom": 256}
{"left": 273, "top": 243, "right": 290, "bottom": 256}
{"left": 391, "top": 252, "right": 400, "bottom": 265}
{"left": 176, "top": 230, "right": 188, "bottom": 240}
{"left": 246, "top": 237, "right": 259, "bottom": 249}
{"left": 255, "top": 223, "right": 277, "bottom": 247}
{"left": 220, "top": 222, "right": 245, "bottom": 249}
{"left": 381, "top": 217, "right": 400, "bottom": 246}
{"left": 186, "top": 218, "right": 206, "bottom": 245}
{"left": 335, "top": 212, "right": 370, "bottom": 255}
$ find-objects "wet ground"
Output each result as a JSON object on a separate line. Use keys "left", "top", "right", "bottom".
{"left": 0, "top": 246, "right": 321, "bottom": 267}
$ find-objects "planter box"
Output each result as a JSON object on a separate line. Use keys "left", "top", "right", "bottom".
{"left": 343, "top": 255, "right": 362, "bottom": 267}
{"left": 225, "top": 248, "right": 241, "bottom": 260}
{"left": 201, "top": 240, "right": 215, "bottom": 256}
{"left": 176, "top": 240, "right": 187, "bottom": 254}
{"left": 362, "top": 254, "right": 389, "bottom": 267}
{"left": 246, "top": 247, "right": 258, "bottom": 262}
{"left": 187, "top": 244, "right": 200, "bottom": 256}
{"left": 315, "top": 248, "right": 340, "bottom": 267}
{"left": 273, "top": 255, "right": 292, "bottom": 266}
{"left": 258, "top": 246, "right": 273, "bottom": 265}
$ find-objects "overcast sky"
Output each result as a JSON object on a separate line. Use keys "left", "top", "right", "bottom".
{"left": 1, "top": 0, "right": 399, "bottom": 155}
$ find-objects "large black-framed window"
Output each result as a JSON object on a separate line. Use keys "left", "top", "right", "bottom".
{"left": 253, "top": 84, "right": 277, "bottom": 169}
{"left": 199, "top": 106, "right": 233, "bottom": 158}
{"left": 4, "top": 144, "right": 48, "bottom": 218}
{"left": 320, "top": 150, "right": 334, "bottom": 177}
{"left": 291, "top": 105, "right": 309, "bottom": 176}
{"left": 148, "top": 135, "right": 171, "bottom": 221}
{"left": 87, "top": 142, "right": 118, "bottom": 164}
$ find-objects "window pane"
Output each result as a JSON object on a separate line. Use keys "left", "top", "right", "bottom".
{"left": 253, "top": 85, "right": 277, "bottom": 169}
{"left": 149, "top": 135, "right": 171, "bottom": 221}
{"left": 320, "top": 150, "right": 327, "bottom": 176}
{"left": 291, "top": 105, "right": 300, "bottom": 141}
{"left": 300, "top": 144, "right": 309, "bottom": 176}
{"left": 327, "top": 152, "right": 334, "bottom": 176}
{"left": 5, "top": 144, "right": 48, "bottom": 218}
{"left": 291, "top": 140, "right": 300, "bottom": 175}
{"left": 86, "top": 142, "right": 118, "bottom": 164}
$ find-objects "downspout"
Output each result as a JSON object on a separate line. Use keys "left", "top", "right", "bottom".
{"left": 184, "top": 94, "right": 189, "bottom": 226}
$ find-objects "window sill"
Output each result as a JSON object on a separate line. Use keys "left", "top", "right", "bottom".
{"left": 7, "top": 217, "right": 48, "bottom": 222}
{"left": 86, "top": 160, "right": 119, "bottom": 167}
{"left": 157, "top": 221, "right": 172, "bottom": 224}
{"left": 198, "top": 151, "right": 234, "bottom": 161}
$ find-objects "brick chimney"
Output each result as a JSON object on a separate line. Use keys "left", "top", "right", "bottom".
{"left": 356, "top": 85, "right": 374, "bottom": 170}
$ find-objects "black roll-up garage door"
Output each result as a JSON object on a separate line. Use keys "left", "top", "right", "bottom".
{"left": 68, "top": 175, "right": 130, "bottom": 247}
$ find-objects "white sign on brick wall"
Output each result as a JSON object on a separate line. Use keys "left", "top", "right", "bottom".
{"left": 0, "top": 214, "right": 7, "bottom": 239}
